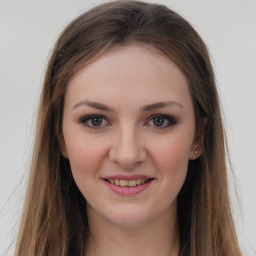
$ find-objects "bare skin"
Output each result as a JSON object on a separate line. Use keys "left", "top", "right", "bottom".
{"left": 86, "top": 202, "right": 180, "bottom": 256}
{"left": 62, "top": 45, "right": 201, "bottom": 256}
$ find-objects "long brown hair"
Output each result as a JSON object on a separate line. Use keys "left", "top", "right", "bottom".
{"left": 15, "top": 1, "right": 242, "bottom": 255}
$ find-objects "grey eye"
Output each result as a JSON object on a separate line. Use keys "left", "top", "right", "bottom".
{"left": 90, "top": 116, "right": 104, "bottom": 126}
{"left": 152, "top": 116, "right": 165, "bottom": 126}
{"left": 80, "top": 115, "right": 108, "bottom": 128}
{"left": 147, "top": 114, "right": 177, "bottom": 129}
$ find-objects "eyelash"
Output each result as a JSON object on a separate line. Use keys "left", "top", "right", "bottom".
{"left": 79, "top": 114, "right": 177, "bottom": 130}
{"left": 79, "top": 114, "right": 110, "bottom": 129}
{"left": 145, "top": 114, "right": 177, "bottom": 129}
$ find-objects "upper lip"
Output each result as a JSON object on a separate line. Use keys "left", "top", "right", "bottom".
{"left": 102, "top": 175, "right": 154, "bottom": 180}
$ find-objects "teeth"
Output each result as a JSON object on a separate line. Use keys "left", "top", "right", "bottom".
{"left": 136, "top": 179, "right": 142, "bottom": 185}
{"left": 120, "top": 180, "right": 128, "bottom": 186}
{"left": 108, "top": 178, "right": 150, "bottom": 187}
{"left": 128, "top": 180, "right": 136, "bottom": 187}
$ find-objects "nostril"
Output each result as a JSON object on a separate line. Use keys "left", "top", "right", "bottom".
{"left": 108, "top": 135, "right": 147, "bottom": 168}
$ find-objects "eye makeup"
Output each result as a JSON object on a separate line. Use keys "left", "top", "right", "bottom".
{"left": 78, "top": 113, "right": 178, "bottom": 131}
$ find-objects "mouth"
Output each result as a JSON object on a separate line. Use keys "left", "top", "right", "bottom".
{"left": 104, "top": 178, "right": 154, "bottom": 187}
{"left": 102, "top": 176, "right": 155, "bottom": 196}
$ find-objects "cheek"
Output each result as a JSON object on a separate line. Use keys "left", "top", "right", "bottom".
{"left": 65, "top": 134, "right": 108, "bottom": 177}
{"left": 149, "top": 132, "right": 192, "bottom": 179}
{"left": 155, "top": 134, "right": 191, "bottom": 159}
{"left": 146, "top": 133, "right": 192, "bottom": 214}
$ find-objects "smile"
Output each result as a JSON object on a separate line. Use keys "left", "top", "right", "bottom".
{"left": 105, "top": 178, "right": 152, "bottom": 187}
{"left": 102, "top": 176, "right": 154, "bottom": 196}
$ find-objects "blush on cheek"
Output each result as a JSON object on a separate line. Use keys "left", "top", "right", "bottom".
{"left": 69, "top": 150, "right": 100, "bottom": 174}
{"left": 67, "top": 138, "right": 108, "bottom": 178}
{"left": 153, "top": 142, "right": 190, "bottom": 175}
{"left": 157, "top": 139, "right": 185, "bottom": 157}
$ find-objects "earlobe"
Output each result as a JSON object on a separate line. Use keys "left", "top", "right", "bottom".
{"left": 60, "top": 136, "right": 69, "bottom": 159}
{"left": 61, "top": 145, "right": 69, "bottom": 159}
{"left": 189, "top": 118, "right": 206, "bottom": 160}
{"left": 189, "top": 133, "right": 203, "bottom": 160}
{"left": 189, "top": 147, "right": 202, "bottom": 160}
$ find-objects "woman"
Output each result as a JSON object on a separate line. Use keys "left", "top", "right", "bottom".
{"left": 15, "top": 1, "right": 242, "bottom": 255}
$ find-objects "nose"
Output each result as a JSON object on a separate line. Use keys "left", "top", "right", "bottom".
{"left": 109, "top": 125, "right": 146, "bottom": 170}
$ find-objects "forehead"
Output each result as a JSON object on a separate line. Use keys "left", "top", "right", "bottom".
{"left": 65, "top": 45, "right": 192, "bottom": 111}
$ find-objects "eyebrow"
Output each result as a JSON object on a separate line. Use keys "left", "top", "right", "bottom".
{"left": 73, "top": 100, "right": 113, "bottom": 111}
{"left": 72, "top": 100, "right": 183, "bottom": 112}
{"left": 142, "top": 101, "right": 183, "bottom": 111}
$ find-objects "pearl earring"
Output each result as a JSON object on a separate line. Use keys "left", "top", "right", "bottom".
{"left": 194, "top": 150, "right": 198, "bottom": 154}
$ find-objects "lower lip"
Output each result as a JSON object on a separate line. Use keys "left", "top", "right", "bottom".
{"left": 103, "top": 179, "right": 154, "bottom": 196}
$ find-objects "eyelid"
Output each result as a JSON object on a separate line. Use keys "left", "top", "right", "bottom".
{"left": 144, "top": 114, "right": 178, "bottom": 128}
{"left": 79, "top": 113, "right": 177, "bottom": 130}
{"left": 79, "top": 114, "right": 111, "bottom": 129}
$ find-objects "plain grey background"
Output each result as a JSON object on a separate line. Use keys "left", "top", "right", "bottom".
{"left": 0, "top": 0, "right": 255, "bottom": 255}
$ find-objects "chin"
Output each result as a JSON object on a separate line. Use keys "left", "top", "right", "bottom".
{"left": 108, "top": 212, "right": 152, "bottom": 227}
{"left": 89, "top": 202, "right": 155, "bottom": 227}
{"left": 102, "top": 204, "right": 169, "bottom": 228}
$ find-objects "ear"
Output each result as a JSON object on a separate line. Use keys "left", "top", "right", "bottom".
{"left": 60, "top": 135, "right": 69, "bottom": 159}
{"left": 189, "top": 118, "right": 207, "bottom": 160}
{"left": 189, "top": 132, "right": 203, "bottom": 160}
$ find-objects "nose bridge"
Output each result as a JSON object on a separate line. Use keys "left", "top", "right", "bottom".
{"left": 109, "top": 122, "right": 145, "bottom": 169}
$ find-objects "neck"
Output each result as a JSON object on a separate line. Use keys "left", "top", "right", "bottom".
{"left": 86, "top": 205, "right": 180, "bottom": 256}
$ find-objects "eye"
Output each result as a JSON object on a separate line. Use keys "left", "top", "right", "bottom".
{"left": 80, "top": 115, "right": 109, "bottom": 129}
{"left": 146, "top": 114, "right": 177, "bottom": 129}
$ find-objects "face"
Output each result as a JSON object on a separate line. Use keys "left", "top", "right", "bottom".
{"left": 62, "top": 45, "right": 201, "bottom": 227}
